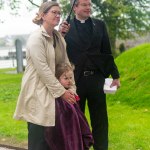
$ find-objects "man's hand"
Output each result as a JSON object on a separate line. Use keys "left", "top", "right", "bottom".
{"left": 58, "top": 21, "right": 70, "bottom": 37}
{"left": 110, "top": 79, "right": 121, "bottom": 89}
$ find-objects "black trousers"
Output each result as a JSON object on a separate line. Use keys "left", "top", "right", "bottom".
{"left": 27, "top": 122, "right": 50, "bottom": 150}
{"left": 76, "top": 73, "right": 108, "bottom": 150}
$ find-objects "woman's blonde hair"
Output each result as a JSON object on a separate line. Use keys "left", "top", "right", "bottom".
{"left": 33, "top": 1, "right": 59, "bottom": 25}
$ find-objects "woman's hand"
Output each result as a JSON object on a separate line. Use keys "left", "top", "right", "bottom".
{"left": 61, "top": 90, "right": 76, "bottom": 104}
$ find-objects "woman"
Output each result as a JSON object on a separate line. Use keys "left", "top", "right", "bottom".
{"left": 13, "top": 1, "right": 76, "bottom": 150}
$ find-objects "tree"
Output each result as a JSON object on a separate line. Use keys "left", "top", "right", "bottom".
{"left": 1, "top": 0, "right": 149, "bottom": 54}
{"left": 0, "top": 0, "right": 46, "bottom": 23}
{"left": 0, "top": 0, "right": 47, "bottom": 11}
{"left": 93, "top": 0, "right": 150, "bottom": 54}
{"left": 0, "top": 0, "right": 20, "bottom": 15}
{"left": 60, "top": 0, "right": 150, "bottom": 54}
{"left": 27, "top": 0, "right": 57, "bottom": 6}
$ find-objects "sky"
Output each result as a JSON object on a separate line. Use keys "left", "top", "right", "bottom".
{"left": 0, "top": 0, "right": 40, "bottom": 37}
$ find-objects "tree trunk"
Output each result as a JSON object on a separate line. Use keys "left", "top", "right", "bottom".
{"left": 106, "top": 20, "right": 117, "bottom": 56}
{"left": 109, "top": 33, "right": 116, "bottom": 56}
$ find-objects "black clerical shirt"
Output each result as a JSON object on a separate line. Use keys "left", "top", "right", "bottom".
{"left": 75, "top": 18, "right": 92, "bottom": 49}
{"left": 65, "top": 17, "right": 96, "bottom": 70}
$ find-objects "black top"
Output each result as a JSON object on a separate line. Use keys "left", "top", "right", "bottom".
{"left": 74, "top": 18, "right": 96, "bottom": 70}
{"left": 65, "top": 17, "right": 120, "bottom": 80}
{"left": 75, "top": 18, "right": 92, "bottom": 50}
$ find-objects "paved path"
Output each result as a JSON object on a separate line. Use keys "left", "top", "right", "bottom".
{"left": 0, "top": 145, "right": 26, "bottom": 150}
{"left": 0, "top": 147, "right": 15, "bottom": 150}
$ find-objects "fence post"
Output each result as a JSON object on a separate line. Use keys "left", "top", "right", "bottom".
{"left": 15, "top": 39, "right": 23, "bottom": 73}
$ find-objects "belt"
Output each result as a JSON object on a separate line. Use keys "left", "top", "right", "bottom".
{"left": 83, "top": 70, "right": 95, "bottom": 76}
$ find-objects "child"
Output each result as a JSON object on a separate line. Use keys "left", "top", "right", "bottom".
{"left": 45, "top": 63, "right": 94, "bottom": 150}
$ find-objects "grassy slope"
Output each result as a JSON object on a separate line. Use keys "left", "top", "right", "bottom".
{"left": 104, "top": 43, "right": 150, "bottom": 150}
{"left": 107, "top": 43, "right": 150, "bottom": 108}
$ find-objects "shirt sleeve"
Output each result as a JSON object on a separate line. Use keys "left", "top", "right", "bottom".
{"left": 101, "top": 21, "right": 120, "bottom": 79}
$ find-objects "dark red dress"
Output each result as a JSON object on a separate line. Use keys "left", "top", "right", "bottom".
{"left": 45, "top": 97, "right": 94, "bottom": 150}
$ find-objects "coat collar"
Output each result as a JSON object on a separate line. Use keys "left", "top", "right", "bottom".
{"left": 40, "top": 26, "right": 57, "bottom": 38}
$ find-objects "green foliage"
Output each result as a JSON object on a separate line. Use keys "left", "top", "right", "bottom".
{"left": 60, "top": 0, "right": 72, "bottom": 19}
{"left": 107, "top": 43, "right": 150, "bottom": 108}
{"left": 0, "top": 0, "right": 21, "bottom": 15}
{"left": 60, "top": 0, "right": 150, "bottom": 53}
{"left": 92, "top": 0, "right": 150, "bottom": 53}
{"left": 93, "top": 0, "right": 150, "bottom": 37}
{"left": 1, "top": 0, "right": 149, "bottom": 53}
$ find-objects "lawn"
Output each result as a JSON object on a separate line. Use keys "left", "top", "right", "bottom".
{"left": 0, "top": 43, "right": 150, "bottom": 149}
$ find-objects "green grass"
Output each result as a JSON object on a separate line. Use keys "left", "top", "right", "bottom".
{"left": 108, "top": 43, "right": 150, "bottom": 108}
{"left": 86, "top": 103, "right": 150, "bottom": 150}
{"left": 0, "top": 69, "right": 27, "bottom": 147}
{"left": 108, "top": 104, "right": 150, "bottom": 150}
{"left": 0, "top": 43, "right": 150, "bottom": 149}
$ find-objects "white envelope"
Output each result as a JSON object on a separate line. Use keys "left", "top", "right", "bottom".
{"left": 103, "top": 78, "right": 117, "bottom": 94}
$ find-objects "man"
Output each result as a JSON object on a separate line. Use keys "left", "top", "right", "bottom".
{"left": 59, "top": 0, "right": 120, "bottom": 149}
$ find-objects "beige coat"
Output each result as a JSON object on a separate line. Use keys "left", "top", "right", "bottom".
{"left": 14, "top": 26, "right": 73, "bottom": 126}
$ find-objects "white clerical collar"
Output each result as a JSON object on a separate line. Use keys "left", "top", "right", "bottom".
{"left": 80, "top": 20, "right": 86, "bottom": 23}
{"left": 76, "top": 18, "right": 88, "bottom": 23}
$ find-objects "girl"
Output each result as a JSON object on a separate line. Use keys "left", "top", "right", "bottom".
{"left": 45, "top": 63, "right": 94, "bottom": 150}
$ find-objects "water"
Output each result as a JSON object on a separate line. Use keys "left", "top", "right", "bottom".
{"left": 0, "top": 59, "right": 26, "bottom": 69}
{"left": 0, "top": 48, "right": 26, "bottom": 69}
{"left": 0, "top": 59, "right": 16, "bottom": 69}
